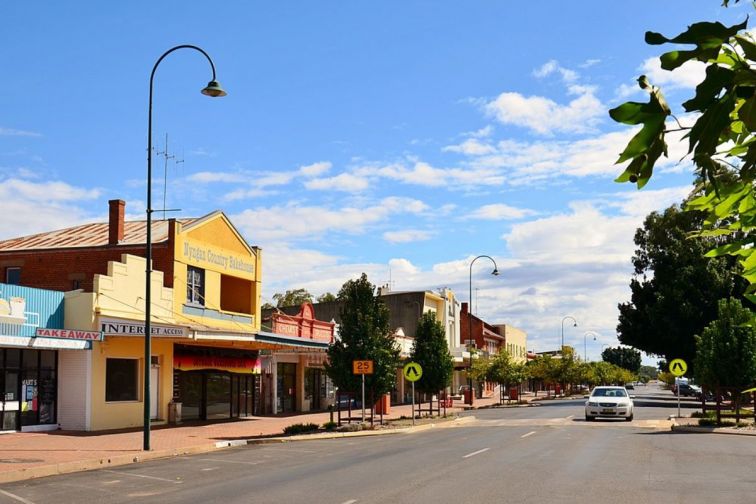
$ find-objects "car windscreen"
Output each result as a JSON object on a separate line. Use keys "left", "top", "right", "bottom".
{"left": 591, "top": 388, "right": 627, "bottom": 397}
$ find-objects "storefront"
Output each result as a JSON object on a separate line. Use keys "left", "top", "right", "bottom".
{"left": 1, "top": 283, "right": 99, "bottom": 432}
{"left": 173, "top": 344, "right": 261, "bottom": 421}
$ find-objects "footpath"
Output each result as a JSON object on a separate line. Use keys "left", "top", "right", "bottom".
{"left": 0, "top": 394, "right": 534, "bottom": 484}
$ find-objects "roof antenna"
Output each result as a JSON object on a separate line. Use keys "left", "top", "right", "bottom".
{"left": 155, "top": 133, "right": 183, "bottom": 219}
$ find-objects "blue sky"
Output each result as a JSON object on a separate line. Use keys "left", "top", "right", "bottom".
{"left": 1, "top": 1, "right": 749, "bottom": 361}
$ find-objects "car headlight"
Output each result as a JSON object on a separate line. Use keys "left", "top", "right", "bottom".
{"left": 617, "top": 402, "right": 630, "bottom": 407}
{"left": 587, "top": 401, "right": 599, "bottom": 406}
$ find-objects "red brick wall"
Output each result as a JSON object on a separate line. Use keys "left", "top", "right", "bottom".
{"left": 0, "top": 243, "right": 175, "bottom": 292}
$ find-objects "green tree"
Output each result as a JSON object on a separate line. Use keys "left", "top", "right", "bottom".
{"left": 324, "top": 274, "right": 400, "bottom": 400}
{"left": 468, "top": 354, "right": 491, "bottom": 386}
{"left": 601, "top": 347, "right": 642, "bottom": 373}
{"left": 694, "top": 298, "right": 756, "bottom": 390}
{"left": 410, "top": 312, "right": 454, "bottom": 394}
{"left": 488, "top": 350, "right": 528, "bottom": 397}
{"left": 638, "top": 365, "right": 658, "bottom": 383}
{"left": 273, "top": 288, "right": 313, "bottom": 308}
{"left": 610, "top": 4, "right": 756, "bottom": 300}
{"left": 617, "top": 205, "right": 744, "bottom": 370}
{"left": 316, "top": 292, "right": 337, "bottom": 303}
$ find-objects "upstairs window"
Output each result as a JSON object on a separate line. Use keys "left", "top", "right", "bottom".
{"left": 5, "top": 267, "right": 20, "bottom": 285}
{"left": 186, "top": 266, "right": 205, "bottom": 306}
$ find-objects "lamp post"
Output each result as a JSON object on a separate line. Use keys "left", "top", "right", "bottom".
{"left": 560, "top": 315, "right": 577, "bottom": 353}
{"left": 144, "top": 45, "right": 226, "bottom": 451}
{"left": 583, "top": 331, "right": 598, "bottom": 362}
{"left": 467, "top": 255, "right": 499, "bottom": 405}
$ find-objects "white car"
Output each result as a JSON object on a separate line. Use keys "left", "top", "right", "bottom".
{"left": 585, "top": 386, "right": 634, "bottom": 422}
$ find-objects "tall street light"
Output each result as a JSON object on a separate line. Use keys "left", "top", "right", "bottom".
{"left": 583, "top": 331, "right": 598, "bottom": 362}
{"left": 144, "top": 45, "right": 226, "bottom": 451}
{"left": 467, "top": 255, "right": 499, "bottom": 405}
{"left": 560, "top": 315, "right": 577, "bottom": 353}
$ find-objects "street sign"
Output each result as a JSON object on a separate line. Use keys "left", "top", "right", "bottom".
{"left": 403, "top": 362, "right": 423, "bottom": 382}
{"left": 353, "top": 360, "right": 374, "bottom": 375}
{"left": 669, "top": 358, "right": 687, "bottom": 377}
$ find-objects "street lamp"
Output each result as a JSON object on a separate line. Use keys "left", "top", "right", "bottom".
{"left": 583, "top": 331, "right": 598, "bottom": 362}
{"left": 467, "top": 255, "right": 499, "bottom": 405}
{"left": 560, "top": 315, "right": 577, "bottom": 353}
{"left": 144, "top": 45, "right": 226, "bottom": 451}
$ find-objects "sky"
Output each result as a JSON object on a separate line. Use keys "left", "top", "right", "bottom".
{"left": 1, "top": 1, "right": 749, "bottom": 362}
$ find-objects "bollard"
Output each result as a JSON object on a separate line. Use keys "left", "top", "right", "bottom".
{"left": 328, "top": 404, "right": 334, "bottom": 424}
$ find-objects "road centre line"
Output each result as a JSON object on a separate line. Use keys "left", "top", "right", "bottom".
{"left": 521, "top": 431, "right": 537, "bottom": 438}
{"left": 101, "top": 470, "right": 182, "bottom": 484}
{"left": 341, "top": 500, "right": 358, "bottom": 504}
{"left": 462, "top": 448, "right": 490, "bottom": 459}
{"left": 0, "top": 489, "right": 37, "bottom": 504}
{"left": 193, "top": 458, "right": 262, "bottom": 465}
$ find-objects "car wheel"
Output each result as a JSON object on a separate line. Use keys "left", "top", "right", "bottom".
{"left": 625, "top": 414, "right": 633, "bottom": 422}
{"left": 585, "top": 415, "right": 593, "bottom": 422}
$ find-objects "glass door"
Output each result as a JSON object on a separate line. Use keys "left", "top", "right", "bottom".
{"left": 2, "top": 370, "right": 19, "bottom": 431}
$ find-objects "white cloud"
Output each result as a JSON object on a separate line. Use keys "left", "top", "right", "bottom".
{"left": 466, "top": 203, "right": 536, "bottom": 220}
{"left": 0, "top": 127, "right": 42, "bottom": 137}
{"left": 0, "top": 178, "right": 99, "bottom": 239}
{"left": 382, "top": 229, "right": 434, "bottom": 243}
{"left": 484, "top": 89, "right": 604, "bottom": 136}
{"left": 443, "top": 138, "right": 496, "bottom": 156}
{"left": 464, "top": 126, "right": 494, "bottom": 138}
{"left": 187, "top": 171, "right": 248, "bottom": 183}
{"left": 639, "top": 57, "right": 706, "bottom": 90}
{"left": 299, "top": 161, "right": 332, "bottom": 177}
{"left": 232, "top": 196, "right": 429, "bottom": 243}
{"left": 533, "top": 60, "right": 578, "bottom": 83}
{"left": 304, "top": 173, "right": 370, "bottom": 192}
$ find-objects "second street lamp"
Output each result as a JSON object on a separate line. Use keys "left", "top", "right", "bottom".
{"left": 144, "top": 44, "right": 226, "bottom": 451}
{"left": 467, "top": 255, "right": 499, "bottom": 405}
{"left": 560, "top": 315, "right": 577, "bottom": 353}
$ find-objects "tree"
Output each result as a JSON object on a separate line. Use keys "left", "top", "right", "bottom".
{"left": 410, "top": 311, "right": 453, "bottom": 394}
{"left": 610, "top": 4, "right": 756, "bottom": 300}
{"left": 694, "top": 298, "right": 756, "bottom": 390}
{"left": 638, "top": 365, "right": 658, "bottom": 383}
{"left": 272, "top": 288, "right": 313, "bottom": 308}
{"left": 316, "top": 292, "right": 337, "bottom": 303}
{"left": 467, "top": 354, "right": 491, "bottom": 387}
{"left": 324, "top": 274, "right": 400, "bottom": 401}
{"left": 601, "top": 347, "right": 642, "bottom": 373}
{"left": 488, "top": 350, "right": 528, "bottom": 393}
{"left": 617, "top": 205, "right": 744, "bottom": 370}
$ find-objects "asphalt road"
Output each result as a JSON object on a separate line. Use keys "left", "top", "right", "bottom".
{"left": 1, "top": 384, "right": 752, "bottom": 504}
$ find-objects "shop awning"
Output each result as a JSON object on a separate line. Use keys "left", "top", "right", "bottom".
{"left": 255, "top": 331, "right": 330, "bottom": 350}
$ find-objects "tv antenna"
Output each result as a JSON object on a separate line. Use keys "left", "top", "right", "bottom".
{"left": 155, "top": 133, "right": 184, "bottom": 220}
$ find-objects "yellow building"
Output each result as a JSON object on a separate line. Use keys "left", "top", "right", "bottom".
{"left": 493, "top": 323, "right": 528, "bottom": 363}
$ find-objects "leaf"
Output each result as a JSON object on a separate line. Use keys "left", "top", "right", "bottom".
{"left": 685, "top": 92, "right": 737, "bottom": 156}
{"left": 616, "top": 116, "right": 666, "bottom": 164}
{"left": 683, "top": 65, "right": 734, "bottom": 112}
{"left": 645, "top": 20, "right": 748, "bottom": 69}
{"left": 705, "top": 243, "right": 744, "bottom": 257}
{"left": 735, "top": 34, "right": 756, "bottom": 61}
{"left": 738, "top": 96, "right": 756, "bottom": 131}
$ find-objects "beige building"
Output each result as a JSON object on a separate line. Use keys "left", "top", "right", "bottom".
{"left": 493, "top": 324, "right": 528, "bottom": 363}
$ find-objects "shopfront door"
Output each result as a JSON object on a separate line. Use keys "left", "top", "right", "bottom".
{"left": 276, "top": 363, "right": 296, "bottom": 413}
{"left": 1, "top": 369, "right": 19, "bottom": 431}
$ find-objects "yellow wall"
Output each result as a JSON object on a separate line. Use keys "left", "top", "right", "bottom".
{"left": 173, "top": 213, "right": 262, "bottom": 333}
{"left": 90, "top": 337, "right": 174, "bottom": 431}
{"left": 502, "top": 325, "right": 528, "bottom": 363}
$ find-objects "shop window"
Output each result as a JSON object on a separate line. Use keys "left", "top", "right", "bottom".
{"left": 220, "top": 274, "right": 252, "bottom": 314}
{"left": 186, "top": 266, "right": 205, "bottom": 306}
{"left": 105, "top": 358, "right": 139, "bottom": 402}
{"left": 5, "top": 267, "right": 20, "bottom": 285}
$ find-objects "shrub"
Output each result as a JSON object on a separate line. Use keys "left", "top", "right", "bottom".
{"left": 322, "top": 421, "right": 337, "bottom": 431}
{"left": 283, "top": 422, "right": 319, "bottom": 435}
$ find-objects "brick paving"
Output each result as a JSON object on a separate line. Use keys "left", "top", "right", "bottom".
{"left": 0, "top": 394, "right": 526, "bottom": 483}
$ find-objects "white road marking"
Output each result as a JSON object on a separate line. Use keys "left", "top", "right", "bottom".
{"left": 463, "top": 448, "right": 490, "bottom": 459}
{"left": 341, "top": 500, "right": 358, "bottom": 504}
{"left": 0, "top": 489, "right": 37, "bottom": 504}
{"left": 521, "top": 431, "right": 537, "bottom": 438}
{"left": 201, "top": 467, "right": 219, "bottom": 472}
{"left": 101, "top": 470, "right": 182, "bottom": 484}
{"left": 565, "top": 415, "right": 574, "bottom": 420}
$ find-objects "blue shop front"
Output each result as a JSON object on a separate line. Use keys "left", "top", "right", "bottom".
{"left": 0, "top": 283, "right": 99, "bottom": 432}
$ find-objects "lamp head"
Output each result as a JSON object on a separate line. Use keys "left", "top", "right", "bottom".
{"left": 573, "top": 322, "right": 577, "bottom": 327}
{"left": 201, "top": 80, "right": 227, "bottom": 97}
{"left": 492, "top": 268, "right": 500, "bottom": 276}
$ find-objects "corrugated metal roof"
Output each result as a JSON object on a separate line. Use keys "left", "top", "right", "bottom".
{"left": 0, "top": 219, "right": 198, "bottom": 251}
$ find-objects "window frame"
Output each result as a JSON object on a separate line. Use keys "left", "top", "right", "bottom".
{"left": 105, "top": 358, "right": 140, "bottom": 402}
{"left": 5, "top": 267, "right": 21, "bottom": 285}
{"left": 186, "top": 266, "right": 205, "bottom": 306}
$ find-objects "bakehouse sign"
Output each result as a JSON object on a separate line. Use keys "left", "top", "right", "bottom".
{"left": 100, "top": 318, "right": 188, "bottom": 338}
{"left": 183, "top": 242, "right": 255, "bottom": 274}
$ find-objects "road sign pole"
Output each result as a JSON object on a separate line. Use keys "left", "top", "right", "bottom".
{"left": 361, "top": 373, "right": 365, "bottom": 422}
{"left": 677, "top": 382, "right": 681, "bottom": 418}
{"left": 412, "top": 381, "right": 415, "bottom": 426}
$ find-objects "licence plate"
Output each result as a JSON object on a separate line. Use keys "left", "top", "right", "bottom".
{"left": 601, "top": 409, "right": 614, "bottom": 413}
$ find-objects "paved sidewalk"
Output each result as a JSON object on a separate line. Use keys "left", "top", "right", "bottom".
{"left": 0, "top": 393, "right": 527, "bottom": 484}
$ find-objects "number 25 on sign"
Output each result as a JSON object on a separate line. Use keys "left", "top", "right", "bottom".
{"left": 353, "top": 360, "right": 374, "bottom": 375}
